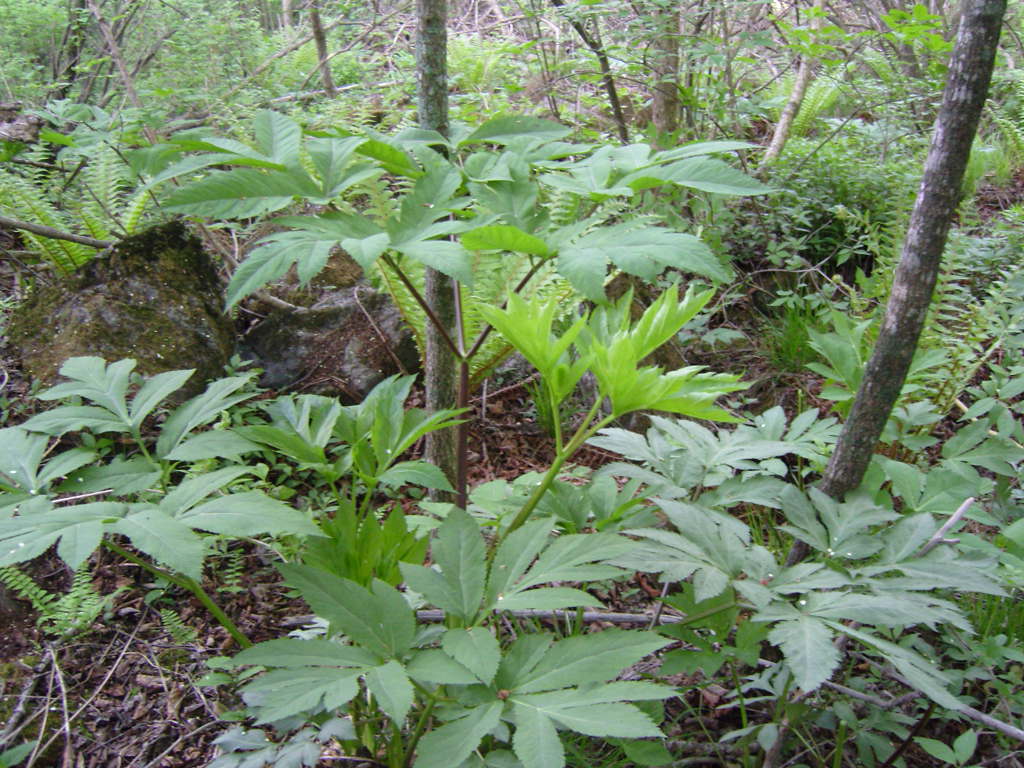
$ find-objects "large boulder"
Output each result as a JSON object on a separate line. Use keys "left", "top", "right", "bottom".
{"left": 241, "top": 285, "right": 419, "bottom": 402}
{"left": 8, "top": 221, "right": 235, "bottom": 394}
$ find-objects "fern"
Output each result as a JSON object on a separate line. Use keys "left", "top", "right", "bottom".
{"left": 789, "top": 68, "right": 844, "bottom": 137}
{"left": 159, "top": 607, "right": 199, "bottom": 645}
{"left": 0, "top": 563, "right": 118, "bottom": 637}
{"left": 0, "top": 170, "right": 98, "bottom": 273}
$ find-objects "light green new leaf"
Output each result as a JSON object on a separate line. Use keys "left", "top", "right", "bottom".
{"left": 443, "top": 628, "right": 500, "bottom": 684}
{"left": 462, "top": 225, "right": 550, "bottom": 256}
{"left": 414, "top": 701, "right": 503, "bottom": 768}
{"left": 512, "top": 704, "right": 564, "bottom": 768}
{"left": 767, "top": 616, "right": 839, "bottom": 692}
{"left": 367, "top": 660, "right": 415, "bottom": 724}
{"left": 279, "top": 564, "right": 415, "bottom": 659}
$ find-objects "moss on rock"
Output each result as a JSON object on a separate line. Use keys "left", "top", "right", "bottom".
{"left": 9, "top": 221, "right": 235, "bottom": 395}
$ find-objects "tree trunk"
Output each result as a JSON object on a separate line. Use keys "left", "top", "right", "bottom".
{"left": 417, "top": 0, "right": 459, "bottom": 501}
{"left": 309, "top": 1, "right": 336, "bottom": 98}
{"left": 649, "top": 3, "right": 681, "bottom": 146}
{"left": 817, "top": 0, "right": 1007, "bottom": 502}
{"left": 760, "top": 0, "right": 823, "bottom": 169}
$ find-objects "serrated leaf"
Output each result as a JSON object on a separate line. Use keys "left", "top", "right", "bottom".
{"left": 165, "top": 168, "right": 306, "bottom": 218}
{"left": 181, "top": 491, "right": 322, "bottom": 538}
{"left": 443, "top": 628, "right": 500, "bottom": 684}
{"left": 431, "top": 508, "right": 487, "bottom": 622}
{"left": 111, "top": 508, "right": 206, "bottom": 579}
{"left": 230, "top": 638, "right": 376, "bottom": 668}
{"left": 406, "top": 648, "right": 481, "bottom": 684}
{"left": 58, "top": 455, "right": 160, "bottom": 496}
{"left": 129, "top": 369, "right": 194, "bottom": 427}
{"left": 21, "top": 406, "right": 130, "bottom": 437}
{"left": 366, "top": 660, "right": 414, "bottom": 724}
{"left": 461, "top": 116, "right": 571, "bottom": 146}
{"left": 768, "top": 616, "right": 839, "bottom": 692}
{"left": 159, "top": 466, "right": 253, "bottom": 515}
{"left": 511, "top": 631, "right": 670, "bottom": 693}
{"left": 279, "top": 564, "right": 414, "bottom": 658}
{"left": 514, "top": 696, "right": 662, "bottom": 738}
{"left": 241, "top": 668, "right": 360, "bottom": 723}
{"left": 379, "top": 461, "right": 454, "bottom": 491}
{"left": 512, "top": 704, "right": 564, "bottom": 768}
{"left": 414, "top": 701, "right": 503, "bottom": 768}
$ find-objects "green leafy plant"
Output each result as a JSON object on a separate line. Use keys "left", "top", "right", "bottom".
{"left": 0, "top": 562, "right": 119, "bottom": 637}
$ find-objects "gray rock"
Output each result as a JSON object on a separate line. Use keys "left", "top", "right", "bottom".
{"left": 241, "top": 284, "right": 419, "bottom": 401}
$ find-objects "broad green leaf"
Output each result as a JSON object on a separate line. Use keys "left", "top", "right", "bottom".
{"left": 513, "top": 695, "right": 662, "bottom": 739}
{"left": 399, "top": 240, "right": 474, "bottom": 285}
{"left": 129, "top": 369, "right": 195, "bottom": 428}
{"left": 225, "top": 232, "right": 334, "bottom": 309}
{"left": 487, "top": 518, "right": 556, "bottom": 605}
{"left": 159, "top": 466, "right": 253, "bottom": 515}
{"left": 164, "top": 430, "right": 262, "bottom": 461}
{"left": 0, "top": 428, "right": 60, "bottom": 493}
{"left": 511, "top": 631, "right": 670, "bottom": 693}
{"left": 767, "top": 616, "right": 839, "bottom": 692}
{"left": 461, "top": 116, "right": 571, "bottom": 146}
{"left": 414, "top": 701, "right": 503, "bottom": 768}
{"left": 366, "top": 660, "right": 414, "bottom": 724}
{"left": 38, "top": 357, "right": 133, "bottom": 421}
{"left": 357, "top": 137, "right": 422, "bottom": 176}
{"left": 443, "top": 628, "right": 500, "bottom": 684}
{"left": 58, "top": 455, "right": 160, "bottom": 496}
{"left": 379, "top": 461, "right": 454, "bottom": 491}
{"left": 494, "top": 587, "right": 601, "bottom": 612}
{"left": 643, "top": 156, "right": 771, "bottom": 196}
{"left": 156, "top": 376, "right": 256, "bottom": 458}
{"left": 165, "top": 168, "right": 312, "bottom": 218}
{"left": 279, "top": 564, "right": 414, "bottom": 659}
{"left": 512, "top": 704, "right": 563, "bottom": 768}
{"left": 914, "top": 737, "right": 958, "bottom": 764}
{"left": 241, "top": 668, "right": 361, "bottom": 723}
{"left": 406, "top": 648, "right": 481, "bottom": 684}
{"left": 182, "top": 491, "right": 322, "bottom": 538}
{"left": 230, "top": 638, "right": 376, "bottom": 668}
{"left": 253, "top": 111, "right": 302, "bottom": 165}
{"left": 111, "top": 508, "right": 206, "bottom": 579}
{"left": 20, "top": 406, "right": 130, "bottom": 437}
{"left": 431, "top": 508, "right": 487, "bottom": 622}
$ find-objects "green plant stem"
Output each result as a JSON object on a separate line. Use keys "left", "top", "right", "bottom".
{"left": 402, "top": 692, "right": 438, "bottom": 768}
{"left": 102, "top": 539, "right": 252, "bottom": 649}
{"left": 495, "top": 399, "right": 613, "bottom": 546}
{"left": 381, "top": 253, "right": 463, "bottom": 361}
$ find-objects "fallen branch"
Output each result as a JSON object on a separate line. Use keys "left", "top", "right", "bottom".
{"left": 282, "top": 608, "right": 686, "bottom": 628}
{"left": 0, "top": 215, "right": 111, "bottom": 249}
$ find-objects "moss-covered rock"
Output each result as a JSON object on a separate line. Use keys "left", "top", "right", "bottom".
{"left": 9, "top": 221, "right": 234, "bottom": 395}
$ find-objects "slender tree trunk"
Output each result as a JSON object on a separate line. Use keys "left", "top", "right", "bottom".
{"left": 550, "top": 0, "right": 630, "bottom": 143}
{"left": 650, "top": 2, "right": 681, "bottom": 146}
{"left": 816, "top": 0, "right": 1007, "bottom": 502}
{"left": 417, "top": 0, "right": 459, "bottom": 501}
{"left": 760, "top": 0, "right": 823, "bottom": 168}
{"left": 309, "top": 1, "right": 337, "bottom": 97}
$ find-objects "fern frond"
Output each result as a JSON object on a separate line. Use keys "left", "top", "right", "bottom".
{"left": 0, "top": 564, "right": 58, "bottom": 614}
{"left": 159, "top": 607, "right": 199, "bottom": 645}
